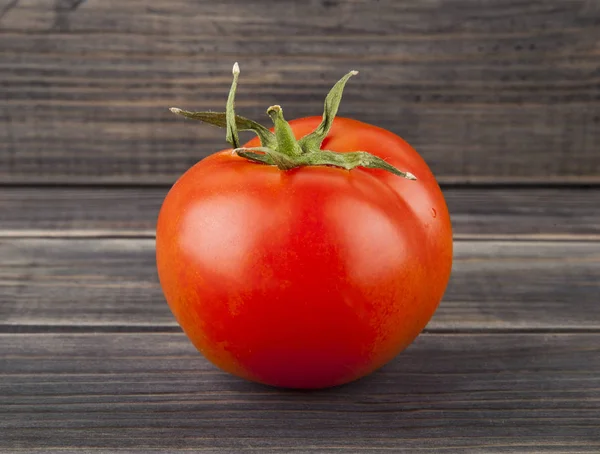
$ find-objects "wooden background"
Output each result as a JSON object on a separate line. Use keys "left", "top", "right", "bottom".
{"left": 1, "top": 0, "right": 600, "bottom": 452}
{"left": 1, "top": 0, "right": 599, "bottom": 184}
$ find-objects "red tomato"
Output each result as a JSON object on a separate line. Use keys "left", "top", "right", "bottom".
{"left": 156, "top": 115, "right": 453, "bottom": 389}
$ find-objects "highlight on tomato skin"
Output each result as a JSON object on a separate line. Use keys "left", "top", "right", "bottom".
{"left": 156, "top": 63, "right": 453, "bottom": 389}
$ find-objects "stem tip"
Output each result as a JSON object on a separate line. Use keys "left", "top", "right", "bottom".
{"left": 350, "top": 70, "right": 359, "bottom": 76}
{"left": 405, "top": 172, "right": 417, "bottom": 180}
{"left": 232, "top": 62, "right": 240, "bottom": 75}
{"left": 169, "top": 107, "right": 182, "bottom": 114}
{"left": 267, "top": 105, "right": 282, "bottom": 115}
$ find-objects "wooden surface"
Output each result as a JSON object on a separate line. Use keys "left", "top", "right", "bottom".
{"left": 3, "top": 333, "right": 600, "bottom": 452}
{"left": 1, "top": 0, "right": 600, "bottom": 183}
{"left": 2, "top": 0, "right": 600, "bottom": 451}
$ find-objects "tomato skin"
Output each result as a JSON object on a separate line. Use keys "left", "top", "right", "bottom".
{"left": 156, "top": 117, "right": 452, "bottom": 389}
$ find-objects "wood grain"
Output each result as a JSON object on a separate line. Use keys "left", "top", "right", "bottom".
{"left": 2, "top": 332, "right": 599, "bottom": 451}
{"left": 2, "top": 186, "right": 600, "bottom": 237}
{"left": 1, "top": 238, "right": 599, "bottom": 330}
{"left": 1, "top": 0, "right": 599, "bottom": 183}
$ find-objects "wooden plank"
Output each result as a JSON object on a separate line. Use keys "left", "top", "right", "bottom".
{"left": 0, "top": 186, "right": 165, "bottom": 235}
{"left": 1, "top": 332, "right": 599, "bottom": 451}
{"left": 445, "top": 187, "right": 600, "bottom": 238}
{"left": 2, "top": 186, "right": 600, "bottom": 237}
{"left": 1, "top": 0, "right": 599, "bottom": 183}
{"left": 1, "top": 238, "right": 599, "bottom": 330}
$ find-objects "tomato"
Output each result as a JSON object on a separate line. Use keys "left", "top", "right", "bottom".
{"left": 156, "top": 65, "right": 452, "bottom": 389}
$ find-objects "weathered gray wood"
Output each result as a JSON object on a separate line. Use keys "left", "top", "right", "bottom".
{"left": 446, "top": 187, "right": 600, "bottom": 238}
{"left": 1, "top": 0, "right": 599, "bottom": 183}
{"left": 0, "top": 186, "right": 165, "bottom": 235}
{"left": 1, "top": 332, "right": 599, "bottom": 451}
{"left": 2, "top": 186, "right": 600, "bottom": 238}
{"left": 1, "top": 238, "right": 599, "bottom": 330}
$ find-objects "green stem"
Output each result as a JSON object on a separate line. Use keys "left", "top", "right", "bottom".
{"left": 298, "top": 70, "right": 358, "bottom": 153}
{"left": 168, "top": 109, "right": 276, "bottom": 149}
{"left": 266, "top": 105, "right": 303, "bottom": 158}
{"left": 169, "top": 64, "right": 417, "bottom": 181}
{"left": 226, "top": 62, "right": 241, "bottom": 149}
{"left": 233, "top": 147, "right": 274, "bottom": 165}
{"left": 303, "top": 151, "right": 416, "bottom": 180}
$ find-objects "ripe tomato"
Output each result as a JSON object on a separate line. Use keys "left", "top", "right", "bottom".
{"left": 157, "top": 65, "right": 452, "bottom": 389}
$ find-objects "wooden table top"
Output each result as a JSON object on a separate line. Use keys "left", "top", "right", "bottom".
{"left": 2, "top": 187, "right": 599, "bottom": 452}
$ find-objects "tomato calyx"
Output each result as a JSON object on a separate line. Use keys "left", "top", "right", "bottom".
{"left": 169, "top": 63, "right": 416, "bottom": 180}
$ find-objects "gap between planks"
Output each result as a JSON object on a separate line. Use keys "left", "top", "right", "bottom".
{"left": 2, "top": 325, "right": 600, "bottom": 335}
{"left": 3, "top": 177, "right": 600, "bottom": 187}
{"left": 1, "top": 230, "right": 600, "bottom": 242}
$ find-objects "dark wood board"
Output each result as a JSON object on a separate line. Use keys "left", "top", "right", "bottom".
{"left": 2, "top": 186, "right": 600, "bottom": 238}
{"left": 1, "top": 0, "right": 599, "bottom": 183}
{"left": 1, "top": 238, "right": 599, "bottom": 330}
{"left": 2, "top": 332, "right": 599, "bottom": 451}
